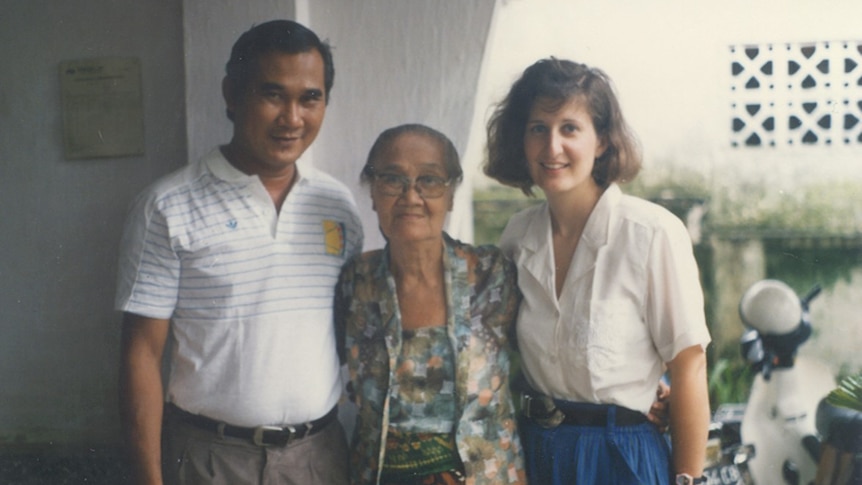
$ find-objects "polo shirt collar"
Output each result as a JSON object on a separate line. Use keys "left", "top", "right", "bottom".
{"left": 202, "top": 146, "right": 311, "bottom": 187}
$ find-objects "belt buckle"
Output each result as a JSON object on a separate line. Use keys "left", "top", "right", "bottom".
{"left": 522, "top": 393, "right": 565, "bottom": 429}
{"left": 521, "top": 394, "right": 533, "bottom": 418}
{"left": 252, "top": 425, "right": 292, "bottom": 446}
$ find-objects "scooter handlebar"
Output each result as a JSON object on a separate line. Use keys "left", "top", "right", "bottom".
{"left": 801, "top": 284, "right": 821, "bottom": 307}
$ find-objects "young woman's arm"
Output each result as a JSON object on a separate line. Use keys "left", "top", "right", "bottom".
{"left": 667, "top": 344, "right": 709, "bottom": 479}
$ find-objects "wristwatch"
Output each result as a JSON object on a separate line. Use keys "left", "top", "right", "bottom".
{"left": 675, "top": 473, "right": 707, "bottom": 485}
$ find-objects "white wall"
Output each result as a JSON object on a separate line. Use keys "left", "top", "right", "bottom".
{"left": 0, "top": 0, "right": 186, "bottom": 444}
{"left": 183, "top": 0, "right": 298, "bottom": 163}
{"left": 310, "top": 0, "right": 496, "bottom": 249}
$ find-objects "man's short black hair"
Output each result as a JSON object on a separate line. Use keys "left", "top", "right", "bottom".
{"left": 224, "top": 19, "right": 334, "bottom": 117}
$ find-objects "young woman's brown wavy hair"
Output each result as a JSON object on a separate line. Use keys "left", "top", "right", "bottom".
{"left": 484, "top": 58, "right": 641, "bottom": 196}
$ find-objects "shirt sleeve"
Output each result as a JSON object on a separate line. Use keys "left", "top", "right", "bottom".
{"left": 114, "top": 191, "right": 180, "bottom": 319}
{"left": 645, "top": 212, "right": 711, "bottom": 363}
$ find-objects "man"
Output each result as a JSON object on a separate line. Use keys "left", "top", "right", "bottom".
{"left": 117, "top": 20, "right": 363, "bottom": 485}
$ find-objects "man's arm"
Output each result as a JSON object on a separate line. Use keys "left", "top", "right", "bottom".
{"left": 667, "top": 344, "right": 710, "bottom": 480}
{"left": 119, "top": 313, "right": 170, "bottom": 485}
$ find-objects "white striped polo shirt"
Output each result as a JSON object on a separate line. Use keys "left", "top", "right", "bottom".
{"left": 115, "top": 148, "right": 363, "bottom": 426}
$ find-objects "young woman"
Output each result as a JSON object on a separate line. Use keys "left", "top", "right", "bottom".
{"left": 485, "top": 58, "right": 711, "bottom": 485}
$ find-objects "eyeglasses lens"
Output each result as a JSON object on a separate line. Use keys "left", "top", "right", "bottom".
{"left": 375, "top": 174, "right": 448, "bottom": 198}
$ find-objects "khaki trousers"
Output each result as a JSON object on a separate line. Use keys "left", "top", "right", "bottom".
{"left": 162, "top": 410, "right": 349, "bottom": 485}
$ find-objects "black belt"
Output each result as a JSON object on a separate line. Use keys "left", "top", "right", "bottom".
{"left": 521, "top": 393, "right": 648, "bottom": 427}
{"left": 167, "top": 403, "right": 338, "bottom": 446}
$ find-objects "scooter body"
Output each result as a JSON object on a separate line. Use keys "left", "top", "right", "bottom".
{"left": 741, "top": 356, "right": 836, "bottom": 484}
{"left": 734, "top": 280, "right": 836, "bottom": 485}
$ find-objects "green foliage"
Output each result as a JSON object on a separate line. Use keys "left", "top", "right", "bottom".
{"left": 625, "top": 160, "right": 862, "bottom": 237}
{"left": 764, "top": 243, "right": 862, "bottom": 294}
{"left": 475, "top": 170, "right": 862, "bottom": 243}
{"left": 472, "top": 186, "right": 543, "bottom": 245}
{"left": 826, "top": 374, "right": 862, "bottom": 411}
{"left": 624, "top": 163, "right": 711, "bottom": 201}
{"left": 826, "top": 373, "right": 862, "bottom": 412}
{"left": 708, "top": 358, "right": 755, "bottom": 408}
{"left": 709, "top": 180, "right": 862, "bottom": 235}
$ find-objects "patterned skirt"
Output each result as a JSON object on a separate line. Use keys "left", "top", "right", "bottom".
{"left": 380, "top": 429, "right": 465, "bottom": 484}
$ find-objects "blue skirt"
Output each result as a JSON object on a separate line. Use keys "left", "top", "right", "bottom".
{"left": 520, "top": 402, "right": 672, "bottom": 485}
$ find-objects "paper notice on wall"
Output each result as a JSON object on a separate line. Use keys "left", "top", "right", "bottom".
{"left": 60, "top": 57, "right": 144, "bottom": 159}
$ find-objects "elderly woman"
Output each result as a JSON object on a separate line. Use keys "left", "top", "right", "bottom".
{"left": 335, "top": 124, "right": 526, "bottom": 485}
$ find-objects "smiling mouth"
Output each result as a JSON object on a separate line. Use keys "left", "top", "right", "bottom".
{"left": 273, "top": 133, "right": 301, "bottom": 143}
{"left": 395, "top": 213, "right": 425, "bottom": 220}
{"left": 540, "top": 161, "right": 569, "bottom": 170}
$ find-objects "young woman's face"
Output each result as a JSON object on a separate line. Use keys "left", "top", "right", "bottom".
{"left": 523, "top": 96, "right": 605, "bottom": 196}
{"left": 370, "top": 133, "right": 454, "bottom": 245}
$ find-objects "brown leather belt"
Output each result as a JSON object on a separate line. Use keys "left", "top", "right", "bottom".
{"left": 167, "top": 403, "right": 338, "bottom": 446}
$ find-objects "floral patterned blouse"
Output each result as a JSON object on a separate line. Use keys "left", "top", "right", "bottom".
{"left": 335, "top": 234, "right": 526, "bottom": 485}
{"left": 389, "top": 326, "right": 457, "bottom": 433}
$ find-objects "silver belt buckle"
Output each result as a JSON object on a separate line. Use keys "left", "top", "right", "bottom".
{"left": 522, "top": 393, "right": 565, "bottom": 428}
{"left": 252, "top": 425, "right": 291, "bottom": 446}
{"left": 521, "top": 393, "right": 535, "bottom": 418}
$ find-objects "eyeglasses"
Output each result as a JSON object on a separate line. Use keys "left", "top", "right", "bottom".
{"left": 371, "top": 172, "right": 453, "bottom": 199}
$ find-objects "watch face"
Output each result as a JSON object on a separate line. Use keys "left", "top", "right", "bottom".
{"left": 676, "top": 474, "right": 692, "bottom": 485}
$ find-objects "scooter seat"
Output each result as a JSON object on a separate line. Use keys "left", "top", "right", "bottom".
{"left": 816, "top": 398, "right": 862, "bottom": 452}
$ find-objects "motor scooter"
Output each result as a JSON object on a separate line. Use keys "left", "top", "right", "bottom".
{"left": 736, "top": 280, "right": 836, "bottom": 485}
{"left": 703, "top": 402, "right": 755, "bottom": 484}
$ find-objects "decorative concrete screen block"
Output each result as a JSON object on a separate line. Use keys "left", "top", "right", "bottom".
{"left": 730, "top": 40, "right": 862, "bottom": 147}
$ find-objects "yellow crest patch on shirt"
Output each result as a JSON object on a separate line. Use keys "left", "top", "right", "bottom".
{"left": 323, "top": 219, "right": 345, "bottom": 256}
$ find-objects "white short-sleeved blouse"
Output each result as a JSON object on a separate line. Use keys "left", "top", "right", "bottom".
{"left": 499, "top": 184, "right": 711, "bottom": 414}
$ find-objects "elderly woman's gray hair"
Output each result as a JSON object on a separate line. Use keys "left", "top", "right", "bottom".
{"left": 360, "top": 123, "right": 463, "bottom": 188}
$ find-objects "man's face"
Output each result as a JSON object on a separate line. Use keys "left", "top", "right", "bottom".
{"left": 224, "top": 50, "right": 327, "bottom": 176}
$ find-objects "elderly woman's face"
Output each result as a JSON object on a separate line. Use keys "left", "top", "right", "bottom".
{"left": 369, "top": 132, "right": 454, "bottom": 245}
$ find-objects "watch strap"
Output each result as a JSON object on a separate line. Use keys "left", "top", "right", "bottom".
{"left": 676, "top": 473, "right": 707, "bottom": 484}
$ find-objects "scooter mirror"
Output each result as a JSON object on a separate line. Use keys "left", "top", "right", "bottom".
{"left": 740, "top": 328, "right": 764, "bottom": 365}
